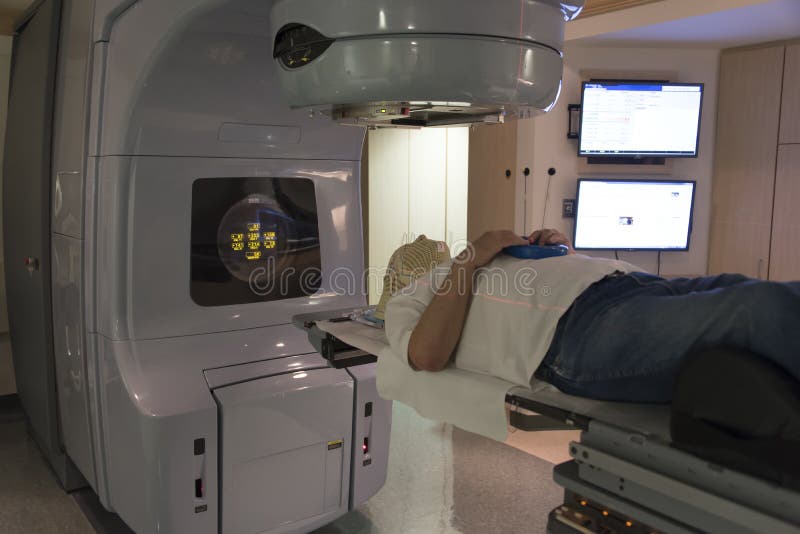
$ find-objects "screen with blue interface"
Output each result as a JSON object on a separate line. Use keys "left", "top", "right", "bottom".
{"left": 578, "top": 81, "right": 703, "bottom": 158}
{"left": 573, "top": 179, "right": 696, "bottom": 251}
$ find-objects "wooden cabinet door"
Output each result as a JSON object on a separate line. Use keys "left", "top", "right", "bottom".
{"left": 708, "top": 46, "right": 785, "bottom": 278}
{"left": 779, "top": 44, "right": 800, "bottom": 144}
{"left": 467, "top": 121, "right": 517, "bottom": 241}
{"left": 769, "top": 144, "right": 800, "bottom": 281}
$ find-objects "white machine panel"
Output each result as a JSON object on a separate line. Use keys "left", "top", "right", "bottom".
{"left": 204, "top": 352, "right": 328, "bottom": 389}
{"left": 52, "top": 233, "right": 96, "bottom": 485}
{"left": 270, "top": 0, "right": 583, "bottom": 123}
{"left": 274, "top": 35, "right": 564, "bottom": 110}
{"left": 213, "top": 366, "right": 355, "bottom": 534}
{"left": 95, "top": 0, "right": 365, "bottom": 160}
{"left": 51, "top": 0, "right": 93, "bottom": 240}
{"left": 271, "top": 0, "right": 571, "bottom": 47}
{"left": 348, "top": 363, "right": 392, "bottom": 509}
{"left": 53, "top": 170, "right": 84, "bottom": 239}
{"left": 94, "top": 156, "right": 365, "bottom": 341}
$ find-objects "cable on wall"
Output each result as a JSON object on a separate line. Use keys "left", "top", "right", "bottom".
{"left": 540, "top": 168, "right": 556, "bottom": 230}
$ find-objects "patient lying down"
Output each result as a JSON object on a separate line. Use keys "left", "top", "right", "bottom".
{"left": 381, "top": 229, "right": 800, "bottom": 403}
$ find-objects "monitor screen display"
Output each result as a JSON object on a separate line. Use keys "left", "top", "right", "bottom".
{"left": 573, "top": 179, "right": 696, "bottom": 251}
{"left": 578, "top": 81, "right": 703, "bottom": 158}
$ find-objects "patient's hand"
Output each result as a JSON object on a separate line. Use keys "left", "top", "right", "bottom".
{"left": 528, "top": 228, "right": 575, "bottom": 254}
{"left": 460, "top": 230, "right": 528, "bottom": 268}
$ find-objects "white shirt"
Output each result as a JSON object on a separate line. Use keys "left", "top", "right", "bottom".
{"left": 385, "top": 254, "right": 641, "bottom": 386}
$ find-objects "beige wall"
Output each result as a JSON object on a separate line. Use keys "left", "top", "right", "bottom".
{"left": 0, "top": 34, "right": 16, "bottom": 395}
{"left": 526, "top": 44, "right": 720, "bottom": 277}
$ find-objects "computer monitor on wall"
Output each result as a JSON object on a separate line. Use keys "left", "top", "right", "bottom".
{"left": 578, "top": 81, "right": 704, "bottom": 159}
{"left": 573, "top": 178, "right": 696, "bottom": 251}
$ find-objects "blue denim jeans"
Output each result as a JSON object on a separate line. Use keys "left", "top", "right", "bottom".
{"left": 534, "top": 272, "right": 800, "bottom": 403}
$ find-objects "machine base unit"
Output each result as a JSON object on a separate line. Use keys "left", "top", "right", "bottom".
{"left": 210, "top": 357, "right": 390, "bottom": 534}
{"left": 551, "top": 422, "right": 800, "bottom": 534}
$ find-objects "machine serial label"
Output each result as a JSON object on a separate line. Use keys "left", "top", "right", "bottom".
{"left": 363, "top": 458, "right": 372, "bottom": 467}
{"left": 327, "top": 439, "right": 343, "bottom": 450}
{"left": 195, "top": 505, "right": 208, "bottom": 514}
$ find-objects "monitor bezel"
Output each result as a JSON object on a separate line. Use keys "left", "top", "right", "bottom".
{"left": 572, "top": 177, "right": 697, "bottom": 252}
{"left": 577, "top": 80, "right": 705, "bottom": 159}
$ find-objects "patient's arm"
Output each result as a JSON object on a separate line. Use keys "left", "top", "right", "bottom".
{"left": 408, "top": 230, "right": 527, "bottom": 372}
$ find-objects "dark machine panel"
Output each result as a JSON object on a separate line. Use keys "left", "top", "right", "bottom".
{"left": 2, "top": 0, "right": 84, "bottom": 489}
{"left": 191, "top": 177, "right": 322, "bottom": 306}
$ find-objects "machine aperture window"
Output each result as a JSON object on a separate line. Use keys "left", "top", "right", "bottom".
{"left": 190, "top": 177, "right": 321, "bottom": 306}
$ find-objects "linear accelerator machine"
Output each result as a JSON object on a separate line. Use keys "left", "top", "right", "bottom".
{"left": 2, "top": 0, "right": 581, "bottom": 533}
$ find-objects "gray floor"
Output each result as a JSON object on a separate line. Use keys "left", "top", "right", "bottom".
{"left": 0, "top": 420, "right": 94, "bottom": 533}
{"left": 0, "top": 402, "right": 562, "bottom": 534}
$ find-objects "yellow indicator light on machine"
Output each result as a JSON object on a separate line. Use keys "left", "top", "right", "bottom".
{"left": 231, "top": 242, "right": 244, "bottom": 251}
{"left": 231, "top": 233, "right": 244, "bottom": 242}
{"left": 264, "top": 241, "right": 276, "bottom": 249}
{"left": 264, "top": 231, "right": 276, "bottom": 238}
{"left": 247, "top": 241, "right": 261, "bottom": 251}
{"left": 602, "top": 510, "right": 609, "bottom": 516}
{"left": 580, "top": 500, "right": 587, "bottom": 506}
{"left": 247, "top": 223, "right": 261, "bottom": 232}
{"left": 247, "top": 232, "right": 260, "bottom": 242}
{"left": 626, "top": 521, "right": 633, "bottom": 527}
{"left": 245, "top": 251, "right": 262, "bottom": 261}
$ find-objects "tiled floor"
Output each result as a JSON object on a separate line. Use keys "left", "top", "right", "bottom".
{"left": 0, "top": 402, "right": 569, "bottom": 534}
{"left": 0, "top": 421, "right": 94, "bottom": 533}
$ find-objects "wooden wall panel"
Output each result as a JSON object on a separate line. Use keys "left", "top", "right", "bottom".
{"left": 769, "top": 145, "right": 800, "bottom": 281}
{"left": 779, "top": 43, "right": 800, "bottom": 144}
{"left": 467, "top": 122, "right": 517, "bottom": 241}
{"left": 708, "top": 46, "right": 784, "bottom": 278}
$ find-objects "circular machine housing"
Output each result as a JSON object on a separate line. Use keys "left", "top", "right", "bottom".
{"left": 271, "top": 0, "right": 585, "bottom": 126}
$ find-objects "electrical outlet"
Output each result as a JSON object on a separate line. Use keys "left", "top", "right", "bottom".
{"left": 563, "top": 199, "right": 576, "bottom": 218}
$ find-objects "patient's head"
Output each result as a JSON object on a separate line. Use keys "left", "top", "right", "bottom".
{"left": 374, "top": 235, "right": 451, "bottom": 320}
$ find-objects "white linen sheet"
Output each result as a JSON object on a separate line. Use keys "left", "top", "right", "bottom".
{"left": 314, "top": 320, "right": 671, "bottom": 442}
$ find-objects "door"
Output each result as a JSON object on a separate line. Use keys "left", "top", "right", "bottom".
{"left": 467, "top": 121, "right": 518, "bottom": 240}
{"left": 2, "top": 0, "right": 82, "bottom": 488}
{"left": 779, "top": 44, "right": 800, "bottom": 144}
{"left": 769, "top": 145, "right": 800, "bottom": 281}
{"left": 708, "top": 46, "right": 785, "bottom": 278}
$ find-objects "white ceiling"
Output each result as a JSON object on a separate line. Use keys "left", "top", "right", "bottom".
{"left": 570, "top": 0, "right": 800, "bottom": 49}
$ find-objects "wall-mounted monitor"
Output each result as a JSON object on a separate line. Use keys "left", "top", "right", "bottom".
{"left": 573, "top": 179, "right": 696, "bottom": 251}
{"left": 578, "top": 81, "right": 704, "bottom": 159}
